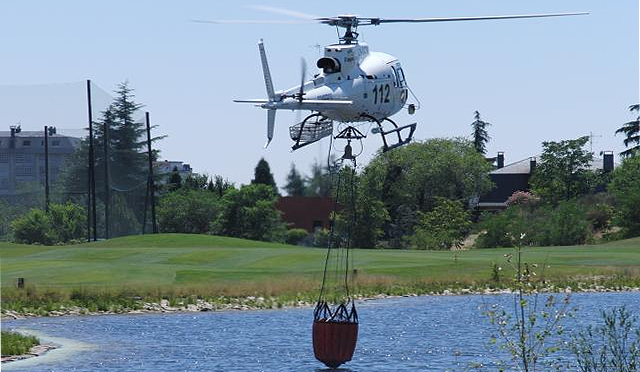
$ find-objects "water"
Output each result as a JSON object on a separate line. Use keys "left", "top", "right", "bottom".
{"left": 2, "top": 292, "right": 638, "bottom": 372}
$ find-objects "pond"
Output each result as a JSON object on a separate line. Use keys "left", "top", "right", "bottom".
{"left": 3, "top": 292, "right": 639, "bottom": 371}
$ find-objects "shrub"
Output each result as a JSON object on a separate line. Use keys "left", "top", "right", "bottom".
{"left": 211, "top": 184, "right": 286, "bottom": 242}
{"left": 48, "top": 202, "right": 86, "bottom": 242}
{"left": 539, "top": 200, "right": 589, "bottom": 246}
{"left": 476, "top": 199, "right": 590, "bottom": 248}
{"left": 410, "top": 198, "right": 471, "bottom": 250}
{"left": 11, "top": 209, "right": 56, "bottom": 245}
{"left": 11, "top": 203, "right": 86, "bottom": 245}
{"left": 505, "top": 190, "right": 540, "bottom": 208}
{"left": 285, "top": 228, "right": 309, "bottom": 245}
{"left": 312, "top": 228, "right": 331, "bottom": 248}
{"left": 158, "top": 190, "right": 220, "bottom": 234}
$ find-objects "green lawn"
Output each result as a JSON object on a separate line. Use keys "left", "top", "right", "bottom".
{"left": 1, "top": 234, "right": 639, "bottom": 294}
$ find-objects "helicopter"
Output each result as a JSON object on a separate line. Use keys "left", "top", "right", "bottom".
{"left": 198, "top": 11, "right": 588, "bottom": 152}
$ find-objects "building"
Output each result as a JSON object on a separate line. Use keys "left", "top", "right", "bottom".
{"left": 154, "top": 160, "right": 193, "bottom": 183}
{"left": 276, "top": 196, "right": 337, "bottom": 233}
{"left": 476, "top": 151, "right": 615, "bottom": 210}
{"left": 0, "top": 126, "right": 80, "bottom": 198}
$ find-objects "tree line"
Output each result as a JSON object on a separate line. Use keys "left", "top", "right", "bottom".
{"left": 5, "top": 95, "right": 639, "bottom": 248}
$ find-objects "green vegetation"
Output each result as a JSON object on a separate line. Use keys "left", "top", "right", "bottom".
{"left": 616, "top": 103, "right": 639, "bottom": 158}
{"left": 609, "top": 155, "right": 640, "bottom": 237}
{"left": 1, "top": 331, "right": 40, "bottom": 356}
{"left": 11, "top": 202, "right": 86, "bottom": 245}
{"left": 1, "top": 234, "right": 639, "bottom": 315}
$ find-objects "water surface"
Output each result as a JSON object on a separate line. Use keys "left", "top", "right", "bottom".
{"left": 3, "top": 292, "right": 638, "bottom": 371}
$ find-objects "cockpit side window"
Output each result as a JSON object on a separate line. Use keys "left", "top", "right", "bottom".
{"left": 395, "top": 65, "right": 407, "bottom": 88}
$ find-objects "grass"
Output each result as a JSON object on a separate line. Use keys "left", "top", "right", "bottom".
{"left": 1, "top": 331, "right": 39, "bottom": 356}
{"left": 1, "top": 233, "right": 639, "bottom": 313}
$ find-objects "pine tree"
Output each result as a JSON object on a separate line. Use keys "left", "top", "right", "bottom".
{"left": 251, "top": 158, "right": 277, "bottom": 193}
{"left": 110, "top": 81, "right": 146, "bottom": 188}
{"left": 305, "top": 160, "right": 333, "bottom": 197}
{"left": 167, "top": 167, "right": 182, "bottom": 191}
{"left": 615, "top": 104, "right": 640, "bottom": 158}
{"left": 471, "top": 111, "right": 491, "bottom": 155}
{"left": 284, "top": 163, "right": 306, "bottom": 196}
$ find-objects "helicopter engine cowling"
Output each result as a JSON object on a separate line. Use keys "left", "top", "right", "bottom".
{"left": 317, "top": 57, "right": 341, "bottom": 74}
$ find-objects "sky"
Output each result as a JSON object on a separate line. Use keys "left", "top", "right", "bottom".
{"left": 1, "top": 0, "right": 638, "bottom": 188}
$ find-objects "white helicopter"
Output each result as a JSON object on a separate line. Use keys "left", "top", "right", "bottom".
{"left": 199, "top": 11, "right": 588, "bottom": 152}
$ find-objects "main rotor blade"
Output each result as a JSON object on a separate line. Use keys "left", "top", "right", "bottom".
{"left": 191, "top": 19, "right": 311, "bottom": 24}
{"left": 362, "top": 12, "right": 589, "bottom": 25}
{"left": 247, "top": 5, "right": 320, "bottom": 20}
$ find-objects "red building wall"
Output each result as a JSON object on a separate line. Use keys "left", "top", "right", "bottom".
{"left": 276, "top": 196, "right": 337, "bottom": 233}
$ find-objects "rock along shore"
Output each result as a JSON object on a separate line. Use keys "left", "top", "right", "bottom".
{"left": 2, "top": 284, "right": 639, "bottom": 320}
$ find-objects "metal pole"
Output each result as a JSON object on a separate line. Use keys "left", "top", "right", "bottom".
{"left": 86, "top": 81, "right": 92, "bottom": 241}
{"left": 103, "top": 116, "right": 110, "bottom": 239}
{"left": 145, "top": 112, "right": 158, "bottom": 233}
{"left": 44, "top": 125, "right": 50, "bottom": 212}
{"left": 87, "top": 80, "right": 97, "bottom": 241}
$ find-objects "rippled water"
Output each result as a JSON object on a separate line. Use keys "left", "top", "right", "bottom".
{"left": 3, "top": 292, "right": 639, "bottom": 372}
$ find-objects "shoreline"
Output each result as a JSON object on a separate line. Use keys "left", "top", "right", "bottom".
{"left": 3, "top": 284, "right": 639, "bottom": 320}
{"left": 1, "top": 344, "right": 58, "bottom": 364}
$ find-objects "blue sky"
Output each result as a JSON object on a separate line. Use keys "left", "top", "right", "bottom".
{"left": 1, "top": 1, "right": 638, "bottom": 186}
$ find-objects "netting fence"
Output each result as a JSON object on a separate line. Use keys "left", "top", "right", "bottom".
{"left": 0, "top": 80, "right": 160, "bottom": 241}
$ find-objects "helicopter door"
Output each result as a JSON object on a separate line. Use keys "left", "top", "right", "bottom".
{"left": 392, "top": 65, "right": 408, "bottom": 107}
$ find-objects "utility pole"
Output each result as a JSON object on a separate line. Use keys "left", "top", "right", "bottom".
{"left": 103, "top": 114, "right": 110, "bottom": 239}
{"left": 44, "top": 125, "right": 50, "bottom": 212}
{"left": 86, "top": 80, "right": 97, "bottom": 241}
{"left": 146, "top": 112, "right": 158, "bottom": 233}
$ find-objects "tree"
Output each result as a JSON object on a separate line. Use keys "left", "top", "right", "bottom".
{"left": 211, "top": 183, "right": 286, "bottom": 242}
{"left": 167, "top": 167, "right": 182, "bottom": 192}
{"left": 109, "top": 81, "right": 147, "bottom": 188}
{"left": 529, "top": 136, "right": 596, "bottom": 203}
{"left": 615, "top": 104, "right": 640, "bottom": 158}
{"left": 609, "top": 155, "right": 640, "bottom": 237}
{"left": 283, "top": 163, "right": 306, "bottom": 196}
{"left": 183, "top": 173, "right": 209, "bottom": 190}
{"left": 305, "top": 160, "right": 334, "bottom": 197}
{"left": 208, "top": 175, "right": 234, "bottom": 197}
{"left": 251, "top": 158, "right": 277, "bottom": 193}
{"left": 57, "top": 81, "right": 162, "bottom": 237}
{"left": 157, "top": 189, "right": 220, "bottom": 233}
{"left": 470, "top": 110, "right": 491, "bottom": 155}
{"left": 410, "top": 198, "right": 471, "bottom": 250}
{"left": 360, "top": 138, "right": 493, "bottom": 247}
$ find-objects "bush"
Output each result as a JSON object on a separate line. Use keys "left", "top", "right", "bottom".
{"left": 158, "top": 189, "right": 220, "bottom": 234}
{"left": 410, "top": 198, "right": 471, "bottom": 250}
{"left": 476, "top": 199, "right": 590, "bottom": 248}
{"left": 285, "top": 228, "right": 309, "bottom": 245}
{"left": 11, "top": 209, "right": 55, "bottom": 245}
{"left": 11, "top": 203, "right": 86, "bottom": 245}
{"left": 211, "top": 184, "right": 286, "bottom": 242}
{"left": 48, "top": 202, "right": 86, "bottom": 242}
{"left": 312, "top": 228, "right": 331, "bottom": 248}
{"left": 539, "top": 200, "right": 589, "bottom": 246}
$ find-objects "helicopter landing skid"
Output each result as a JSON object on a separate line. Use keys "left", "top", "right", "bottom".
{"left": 362, "top": 115, "right": 417, "bottom": 152}
{"left": 290, "top": 113, "right": 334, "bottom": 151}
